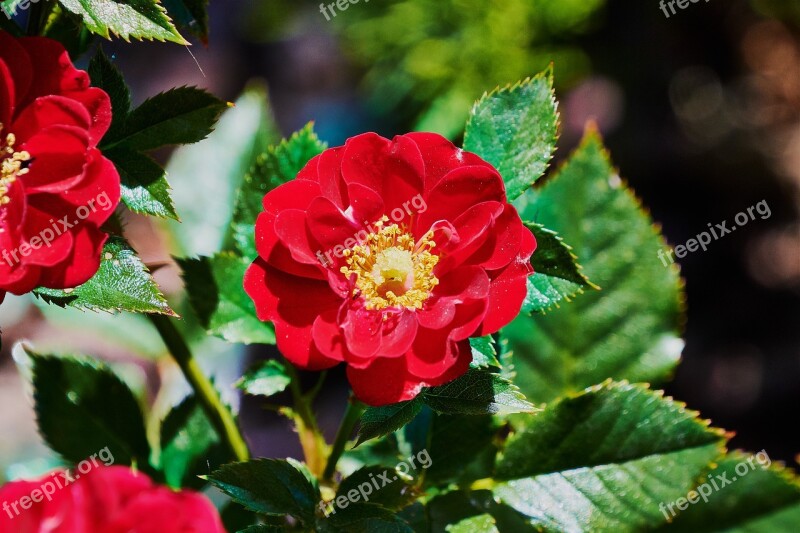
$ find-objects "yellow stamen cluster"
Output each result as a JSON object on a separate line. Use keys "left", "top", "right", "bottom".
{"left": 341, "top": 217, "right": 439, "bottom": 310}
{"left": 0, "top": 123, "right": 31, "bottom": 206}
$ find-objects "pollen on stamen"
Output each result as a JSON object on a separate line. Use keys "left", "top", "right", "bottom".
{"left": 340, "top": 222, "right": 439, "bottom": 310}
{"left": 0, "top": 123, "right": 32, "bottom": 206}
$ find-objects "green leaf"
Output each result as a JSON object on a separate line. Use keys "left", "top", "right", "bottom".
{"left": 30, "top": 351, "right": 151, "bottom": 469}
{"left": 236, "top": 359, "right": 291, "bottom": 397}
{"left": 421, "top": 368, "right": 537, "bottom": 416}
{"left": 166, "top": 84, "right": 279, "bottom": 257}
{"left": 522, "top": 222, "right": 595, "bottom": 313}
{"left": 159, "top": 395, "right": 227, "bottom": 489}
{"left": 319, "top": 503, "right": 414, "bottom": 533}
{"left": 335, "top": 466, "right": 416, "bottom": 511}
{"left": 162, "top": 0, "right": 208, "bottom": 41}
{"left": 425, "top": 414, "right": 497, "bottom": 487}
{"left": 88, "top": 48, "right": 131, "bottom": 139}
{"left": 506, "top": 128, "right": 684, "bottom": 403}
{"left": 178, "top": 253, "right": 275, "bottom": 345}
{"left": 356, "top": 398, "right": 424, "bottom": 446}
{"left": 463, "top": 70, "right": 559, "bottom": 200}
{"left": 469, "top": 336, "right": 501, "bottom": 369}
{"left": 447, "top": 514, "right": 499, "bottom": 533}
{"left": 103, "top": 86, "right": 227, "bottom": 152}
{"left": 494, "top": 381, "right": 725, "bottom": 532}
{"left": 205, "top": 459, "right": 320, "bottom": 525}
{"left": 106, "top": 148, "right": 178, "bottom": 219}
{"left": 0, "top": 1, "right": 22, "bottom": 33}
{"left": 58, "top": 0, "right": 188, "bottom": 44}
{"left": 34, "top": 237, "right": 175, "bottom": 316}
{"left": 656, "top": 451, "right": 800, "bottom": 532}
{"left": 231, "top": 123, "right": 327, "bottom": 259}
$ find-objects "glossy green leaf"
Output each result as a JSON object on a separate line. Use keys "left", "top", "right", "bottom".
{"left": 206, "top": 459, "right": 320, "bottom": 525}
{"left": 335, "top": 466, "right": 416, "bottom": 511}
{"left": 656, "top": 451, "right": 800, "bottom": 532}
{"left": 30, "top": 351, "right": 151, "bottom": 469}
{"left": 58, "top": 0, "right": 187, "bottom": 44}
{"left": 463, "top": 70, "right": 559, "bottom": 200}
{"left": 34, "top": 237, "right": 175, "bottom": 316}
{"left": 319, "top": 503, "right": 414, "bottom": 533}
{"left": 421, "top": 368, "right": 537, "bottom": 416}
{"left": 522, "top": 222, "right": 595, "bottom": 313}
{"left": 425, "top": 413, "right": 497, "bottom": 487}
{"left": 237, "top": 359, "right": 291, "bottom": 397}
{"left": 179, "top": 253, "right": 275, "bottom": 344}
{"left": 470, "top": 336, "right": 501, "bottom": 369}
{"left": 493, "top": 381, "right": 725, "bottom": 532}
{"left": 506, "top": 129, "right": 684, "bottom": 403}
{"left": 159, "top": 395, "right": 227, "bottom": 489}
{"left": 356, "top": 398, "right": 424, "bottom": 446}
{"left": 231, "top": 124, "right": 327, "bottom": 259}
{"left": 103, "top": 86, "right": 227, "bottom": 152}
{"left": 88, "top": 48, "right": 131, "bottom": 139}
{"left": 106, "top": 148, "right": 178, "bottom": 219}
{"left": 447, "top": 514, "right": 498, "bottom": 533}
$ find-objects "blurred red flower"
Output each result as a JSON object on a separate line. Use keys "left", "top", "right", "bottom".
{"left": 0, "top": 31, "right": 120, "bottom": 302}
{"left": 0, "top": 466, "right": 225, "bottom": 532}
{"left": 244, "top": 132, "right": 535, "bottom": 405}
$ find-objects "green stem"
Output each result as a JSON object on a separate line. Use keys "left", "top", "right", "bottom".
{"left": 285, "top": 364, "right": 328, "bottom": 478}
{"left": 148, "top": 314, "right": 250, "bottom": 463}
{"left": 27, "top": 0, "right": 55, "bottom": 35}
{"left": 323, "top": 396, "right": 366, "bottom": 482}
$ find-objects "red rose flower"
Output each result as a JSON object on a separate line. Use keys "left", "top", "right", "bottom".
{"left": 0, "top": 31, "right": 121, "bottom": 302}
{"left": 0, "top": 466, "right": 225, "bottom": 533}
{"left": 244, "top": 132, "right": 536, "bottom": 405}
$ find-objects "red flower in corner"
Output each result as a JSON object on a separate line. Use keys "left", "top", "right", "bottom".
{"left": 244, "top": 132, "right": 536, "bottom": 405}
{"left": 0, "top": 32, "right": 121, "bottom": 302}
{"left": 0, "top": 466, "right": 225, "bottom": 532}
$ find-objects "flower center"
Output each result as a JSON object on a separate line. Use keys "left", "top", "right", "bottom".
{"left": 0, "top": 124, "right": 30, "bottom": 206}
{"left": 340, "top": 218, "right": 439, "bottom": 310}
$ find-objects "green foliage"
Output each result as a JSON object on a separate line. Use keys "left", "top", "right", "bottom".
{"left": 335, "top": 466, "right": 416, "bottom": 511}
{"left": 179, "top": 253, "right": 275, "bottom": 344}
{"left": 34, "top": 237, "right": 175, "bottom": 316}
{"left": 29, "top": 350, "right": 151, "bottom": 470}
{"left": 230, "top": 123, "right": 327, "bottom": 259}
{"left": 357, "top": 369, "right": 536, "bottom": 445}
{"left": 656, "top": 452, "right": 800, "bottom": 531}
{"left": 469, "top": 337, "right": 501, "bottom": 369}
{"left": 237, "top": 359, "right": 291, "bottom": 397}
{"left": 57, "top": 0, "right": 188, "bottom": 43}
{"left": 88, "top": 49, "right": 130, "bottom": 138}
{"left": 506, "top": 129, "right": 684, "bottom": 403}
{"left": 463, "top": 72, "right": 559, "bottom": 200}
{"left": 206, "top": 459, "right": 320, "bottom": 526}
{"left": 159, "top": 395, "right": 229, "bottom": 489}
{"left": 493, "top": 382, "right": 725, "bottom": 531}
{"left": 336, "top": 0, "right": 604, "bottom": 136}
{"left": 523, "top": 222, "right": 595, "bottom": 313}
{"left": 162, "top": 0, "right": 209, "bottom": 41}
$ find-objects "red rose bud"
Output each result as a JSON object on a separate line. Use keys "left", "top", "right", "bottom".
{"left": 244, "top": 132, "right": 536, "bottom": 405}
{"left": 0, "top": 32, "right": 121, "bottom": 301}
{"left": 0, "top": 466, "right": 225, "bottom": 532}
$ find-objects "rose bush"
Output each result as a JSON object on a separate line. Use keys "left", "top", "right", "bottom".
{"left": 0, "top": 466, "right": 225, "bottom": 533}
{"left": 244, "top": 132, "right": 536, "bottom": 405}
{"left": 0, "top": 31, "right": 120, "bottom": 302}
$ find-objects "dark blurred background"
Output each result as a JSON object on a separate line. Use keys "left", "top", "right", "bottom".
{"left": 1, "top": 0, "right": 798, "bottom": 478}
